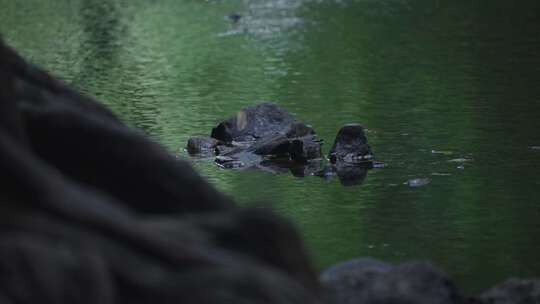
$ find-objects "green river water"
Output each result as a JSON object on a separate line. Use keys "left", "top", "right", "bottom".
{"left": 2, "top": 0, "right": 540, "bottom": 293}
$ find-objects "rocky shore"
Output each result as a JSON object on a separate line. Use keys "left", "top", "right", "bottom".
{"left": 0, "top": 39, "right": 538, "bottom": 304}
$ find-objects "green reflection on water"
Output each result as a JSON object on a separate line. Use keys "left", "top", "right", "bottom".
{"left": 2, "top": 0, "right": 540, "bottom": 294}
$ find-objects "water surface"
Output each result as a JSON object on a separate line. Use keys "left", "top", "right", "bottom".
{"left": 2, "top": 0, "right": 540, "bottom": 293}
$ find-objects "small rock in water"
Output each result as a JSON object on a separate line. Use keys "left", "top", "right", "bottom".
{"left": 372, "top": 161, "right": 387, "bottom": 169}
{"left": 447, "top": 158, "right": 472, "bottom": 163}
{"left": 457, "top": 165, "right": 465, "bottom": 170}
{"left": 407, "top": 178, "right": 431, "bottom": 188}
{"left": 227, "top": 12, "right": 242, "bottom": 23}
{"left": 431, "top": 172, "right": 451, "bottom": 176}
{"left": 431, "top": 149, "right": 453, "bottom": 155}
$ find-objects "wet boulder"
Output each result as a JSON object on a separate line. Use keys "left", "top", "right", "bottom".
{"left": 187, "top": 136, "right": 219, "bottom": 155}
{"left": 211, "top": 102, "right": 296, "bottom": 143}
{"left": 250, "top": 134, "right": 291, "bottom": 156}
{"left": 479, "top": 278, "right": 540, "bottom": 304}
{"left": 321, "top": 124, "right": 373, "bottom": 186}
{"left": 289, "top": 136, "right": 322, "bottom": 162}
{"left": 320, "top": 258, "right": 467, "bottom": 304}
{"left": 285, "top": 122, "right": 316, "bottom": 139}
{"left": 194, "top": 103, "right": 324, "bottom": 170}
{"left": 329, "top": 124, "right": 373, "bottom": 164}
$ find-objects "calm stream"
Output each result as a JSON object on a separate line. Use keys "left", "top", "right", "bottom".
{"left": 2, "top": 0, "right": 540, "bottom": 293}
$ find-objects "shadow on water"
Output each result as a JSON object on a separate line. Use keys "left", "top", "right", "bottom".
{"left": 244, "top": 159, "right": 371, "bottom": 187}
{"left": 77, "top": 0, "right": 162, "bottom": 135}
{"left": 78, "top": 0, "right": 122, "bottom": 82}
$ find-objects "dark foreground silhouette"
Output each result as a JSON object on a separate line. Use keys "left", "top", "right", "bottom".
{"left": 0, "top": 39, "right": 538, "bottom": 304}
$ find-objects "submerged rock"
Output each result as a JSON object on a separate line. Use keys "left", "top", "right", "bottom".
{"left": 407, "top": 178, "right": 431, "bottom": 188}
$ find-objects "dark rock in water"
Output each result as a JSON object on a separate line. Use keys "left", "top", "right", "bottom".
{"left": 320, "top": 258, "right": 467, "bottom": 304}
{"left": 285, "top": 122, "right": 316, "bottom": 138}
{"left": 329, "top": 124, "right": 373, "bottom": 165}
{"left": 191, "top": 107, "right": 378, "bottom": 186}
{"left": 228, "top": 12, "right": 242, "bottom": 23}
{"left": 211, "top": 103, "right": 295, "bottom": 143}
{"left": 250, "top": 133, "right": 291, "bottom": 156}
{"left": 199, "top": 103, "right": 324, "bottom": 172}
{"left": 215, "top": 142, "right": 242, "bottom": 156}
{"left": 479, "top": 278, "right": 540, "bottom": 304}
{"left": 187, "top": 135, "right": 219, "bottom": 155}
{"left": 289, "top": 136, "right": 322, "bottom": 162}
{"left": 0, "top": 39, "right": 321, "bottom": 304}
{"left": 315, "top": 124, "right": 376, "bottom": 186}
